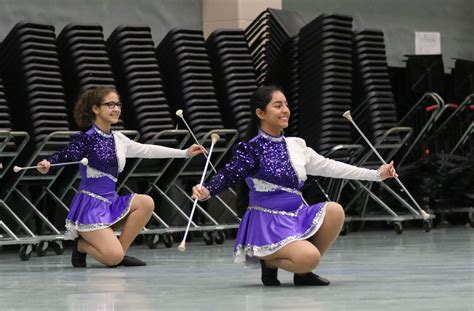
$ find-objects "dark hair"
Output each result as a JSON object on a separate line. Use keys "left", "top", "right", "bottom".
{"left": 74, "top": 86, "right": 117, "bottom": 128}
{"left": 236, "top": 85, "right": 283, "bottom": 216}
{"left": 242, "top": 85, "right": 283, "bottom": 142}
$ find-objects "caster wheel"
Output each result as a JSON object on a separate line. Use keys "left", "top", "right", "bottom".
{"left": 147, "top": 235, "right": 159, "bottom": 249}
{"left": 163, "top": 233, "right": 174, "bottom": 248}
{"left": 134, "top": 235, "right": 144, "bottom": 245}
{"left": 36, "top": 241, "right": 48, "bottom": 257}
{"left": 340, "top": 223, "right": 350, "bottom": 236}
{"left": 19, "top": 245, "right": 33, "bottom": 261}
{"left": 202, "top": 231, "right": 214, "bottom": 245}
{"left": 446, "top": 213, "right": 468, "bottom": 226}
{"left": 423, "top": 220, "right": 432, "bottom": 232}
{"left": 227, "top": 228, "right": 238, "bottom": 239}
{"left": 393, "top": 222, "right": 403, "bottom": 234}
{"left": 51, "top": 241, "right": 64, "bottom": 255}
{"left": 214, "top": 231, "right": 226, "bottom": 244}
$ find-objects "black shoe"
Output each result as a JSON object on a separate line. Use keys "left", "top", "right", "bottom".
{"left": 71, "top": 238, "right": 87, "bottom": 268}
{"left": 260, "top": 260, "right": 281, "bottom": 286}
{"left": 294, "top": 272, "right": 330, "bottom": 286}
{"left": 118, "top": 255, "right": 147, "bottom": 267}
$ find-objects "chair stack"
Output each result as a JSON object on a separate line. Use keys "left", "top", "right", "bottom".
{"left": 0, "top": 79, "right": 12, "bottom": 131}
{"left": 107, "top": 25, "right": 175, "bottom": 143}
{"left": 402, "top": 54, "right": 445, "bottom": 117}
{"left": 244, "top": 8, "right": 305, "bottom": 86}
{"left": 156, "top": 28, "right": 224, "bottom": 140}
{"left": 0, "top": 22, "right": 69, "bottom": 144}
{"left": 452, "top": 58, "right": 474, "bottom": 102}
{"left": 352, "top": 29, "right": 398, "bottom": 143}
{"left": 205, "top": 29, "right": 257, "bottom": 138}
{"left": 57, "top": 24, "right": 123, "bottom": 129}
{"left": 298, "top": 13, "right": 354, "bottom": 154}
{"left": 281, "top": 36, "right": 300, "bottom": 136}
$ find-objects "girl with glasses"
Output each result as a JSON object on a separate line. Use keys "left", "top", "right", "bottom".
{"left": 37, "top": 86, "right": 204, "bottom": 268}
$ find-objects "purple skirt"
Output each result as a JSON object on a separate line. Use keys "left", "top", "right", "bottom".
{"left": 234, "top": 189, "right": 327, "bottom": 265}
{"left": 64, "top": 176, "right": 135, "bottom": 239}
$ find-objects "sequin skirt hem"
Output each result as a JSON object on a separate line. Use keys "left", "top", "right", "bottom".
{"left": 64, "top": 193, "right": 136, "bottom": 240}
{"left": 233, "top": 201, "right": 328, "bottom": 266}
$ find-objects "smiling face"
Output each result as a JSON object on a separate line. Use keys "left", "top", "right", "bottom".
{"left": 92, "top": 91, "right": 121, "bottom": 125}
{"left": 256, "top": 90, "right": 290, "bottom": 134}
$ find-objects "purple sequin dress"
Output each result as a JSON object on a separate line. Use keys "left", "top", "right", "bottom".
{"left": 205, "top": 130, "right": 327, "bottom": 265}
{"left": 48, "top": 126, "right": 134, "bottom": 239}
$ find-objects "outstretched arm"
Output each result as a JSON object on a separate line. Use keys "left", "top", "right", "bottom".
{"left": 117, "top": 132, "right": 204, "bottom": 159}
{"left": 38, "top": 132, "right": 88, "bottom": 174}
{"left": 304, "top": 144, "right": 383, "bottom": 181}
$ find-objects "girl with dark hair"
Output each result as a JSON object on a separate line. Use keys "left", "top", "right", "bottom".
{"left": 192, "top": 86, "right": 397, "bottom": 286}
{"left": 37, "top": 87, "right": 204, "bottom": 268}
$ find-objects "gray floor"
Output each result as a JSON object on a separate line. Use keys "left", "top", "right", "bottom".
{"left": 0, "top": 226, "right": 473, "bottom": 311}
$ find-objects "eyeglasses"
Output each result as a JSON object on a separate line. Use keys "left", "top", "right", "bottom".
{"left": 100, "top": 101, "right": 122, "bottom": 109}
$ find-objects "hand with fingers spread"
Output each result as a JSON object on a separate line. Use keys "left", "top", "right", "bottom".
{"left": 36, "top": 159, "right": 51, "bottom": 174}
{"left": 192, "top": 184, "right": 210, "bottom": 201}
{"left": 378, "top": 161, "right": 398, "bottom": 181}
{"left": 187, "top": 144, "right": 208, "bottom": 158}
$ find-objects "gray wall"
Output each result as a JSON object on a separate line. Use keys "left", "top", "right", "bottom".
{"left": 283, "top": 0, "right": 474, "bottom": 69}
{"left": 0, "top": 0, "right": 202, "bottom": 43}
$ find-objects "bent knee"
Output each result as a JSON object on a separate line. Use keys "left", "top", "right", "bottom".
{"left": 102, "top": 249, "right": 124, "bottom": 266}
{"left": 135, "top": 195, "right": 155, "bottom": 213}
{"left": 294, "top": 249, "right": 321, "bottom": 271}
{"left": 326, "top": 202, "right": 345, "bottom": 223}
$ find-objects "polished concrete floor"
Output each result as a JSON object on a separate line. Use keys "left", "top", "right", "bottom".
{"left": 0, "top": 226, "right": 473, "bottom": 311}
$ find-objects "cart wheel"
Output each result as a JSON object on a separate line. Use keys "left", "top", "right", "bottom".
{"left": 163, "top": 233, "right": 174, "bottom": 248}
{"left": 202, "top": 231, "right": 214, "bottom": 245}
{"left": 19, "top": 245, "right": 33, "bottom": 261}
{"left": 228, "top": 228, "right": 238, "bottom": 239}
{"left": 134, "top": 235, "right": 144, "bottom": 245}
{"left": 214, "top": 231, "right": 226, "bottom": 244}
{"left": 36, "top": 241, "right": 48, "bottom": 257}
{"left": 446, "top": 213, "right": 469, "bottom": 226}
{"left": 340, "top": 223, "right": 350, "bottom": 236}
{"left": 147, "top": 235, "right": 159, "bottom": 249}
{"left": 393, "top": 222, "right": 403, "bottom": 234}
{"left": 51, "top": 241, "right": 64, "bottom": 255}
{"left": 423, "top": 220, "right": 432, "bottom": 232}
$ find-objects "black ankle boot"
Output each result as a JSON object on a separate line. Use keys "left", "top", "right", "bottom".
{"left": 260, "top": 260, "right": 280, "bottom": 286}
{"left": 294, "top": 272, "right": 330, "bottom": 286}
{"left": 71, "top": 238, "right": 87, "bottom": 268}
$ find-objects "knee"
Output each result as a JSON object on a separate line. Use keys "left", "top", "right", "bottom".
{"left": 137, "top": 195, "right": 155, "bottom": 214}
{"left": 102, "top": 248, "right": 124, "bottom": 266}
{"left": 295, "top": 249, "right": 321, "bottom": 271}
{"left": 327, "top": 202, "right": 345, "bottom": 224}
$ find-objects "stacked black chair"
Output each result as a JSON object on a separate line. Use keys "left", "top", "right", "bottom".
{"left": 57, "top": 24, "right": 123, "bottom": 130}
{"left": 281, "top": 36, "right": 300, "bottom": 136}
{"left": 452, "top": 58, "right": 474, "bottom": 102}
{"left": 298, "top": 13, "right": 354, "bottom": 154}
{"left": 107, "top": 25, "right": 175, "bottom": 143}
{"left": 401, "top": 54, "right": 445, "bottom": 118}
{"left": 0, "top": 22, "right": 69, "bottom": 145}
{"left": 156, "top": 28, "right": 224, "bottom": 140}
{"left": 352, "top": 29, "right": 398, "bottom": 143}
{"left": 0, "top": 79, "right": 12, "bottom": 131}
{"left": 205, "top": 29, "right": 257, "bottom": 138}
{"left": 244, "top": 8, "right": 305, "bottom": 86}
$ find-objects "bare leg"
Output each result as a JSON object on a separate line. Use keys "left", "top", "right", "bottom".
{"left": 260, "top": 240, "right": 321, "bottom": 274}
{"left": 112, "top": 194, "right": 154, "bottom": 253}
{"left": 307, "top": 202, "right": 345, "bottom": 256}
{"left": 78, "top": 228, "right": 124, "bottom": 266}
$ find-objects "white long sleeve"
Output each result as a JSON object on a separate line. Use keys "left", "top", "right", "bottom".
{"left": 114, "top": 131, "right": 188, "bottom": 159}
{"left": 304, "top": 146, "right": 380, "bottom": 181}
{"left": 285, "top": 137, "right": 380, "bottom": 182}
